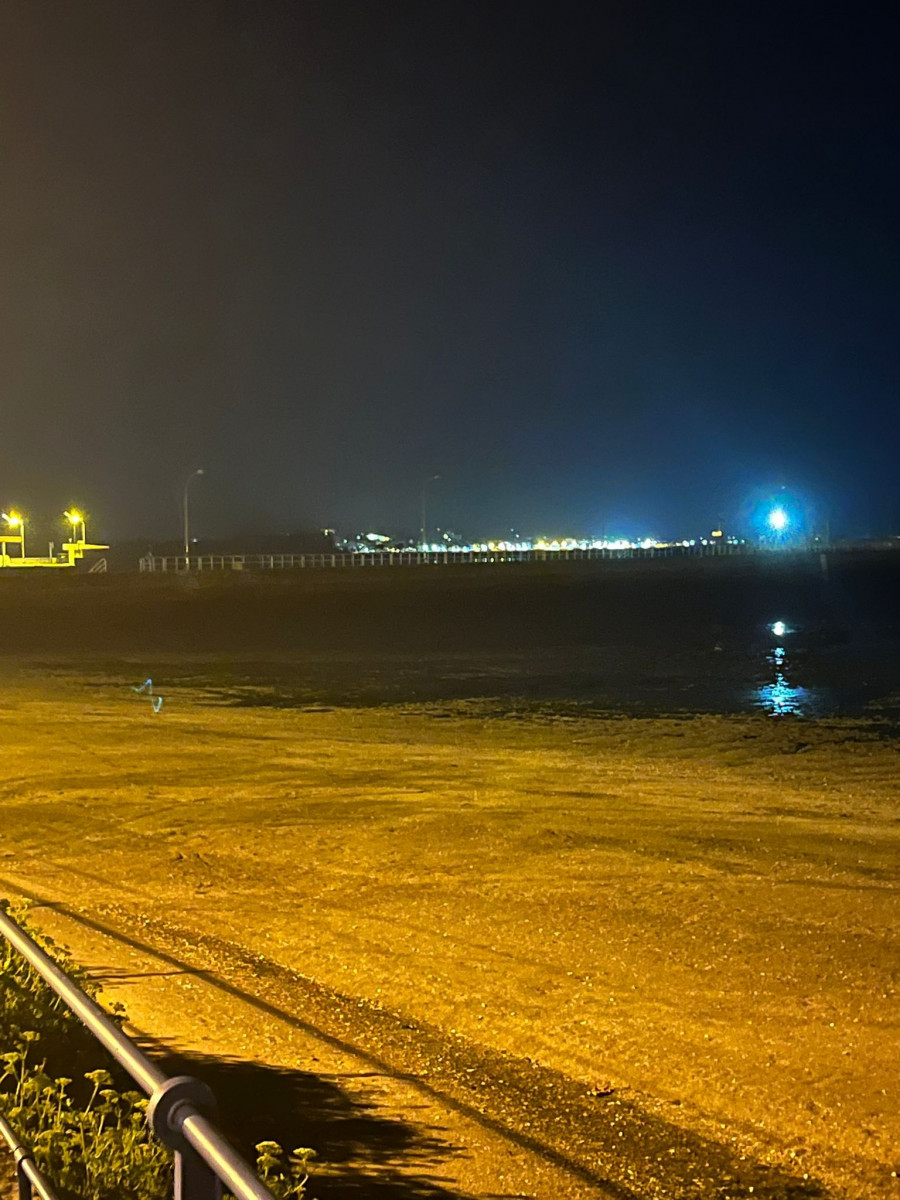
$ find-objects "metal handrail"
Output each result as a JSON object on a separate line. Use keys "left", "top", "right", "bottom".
{"left": 0, "top": 907, "right": 277, "bottom": 1200}
{"left": 0, "top": 1111, "right": 59, "bottom": 1200}
{"left": 138, "top": 541, "right": 750, "bottom": 572}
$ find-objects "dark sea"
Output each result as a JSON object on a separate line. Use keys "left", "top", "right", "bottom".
{"left": 17, "top": 549, "right": 900, "bottom": 722}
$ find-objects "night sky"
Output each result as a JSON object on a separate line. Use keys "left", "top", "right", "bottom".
{"left": 1, "top": 1, "right": 897, "bottom": 544}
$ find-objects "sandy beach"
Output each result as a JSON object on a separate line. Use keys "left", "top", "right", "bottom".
{"left": 0, "top": 647, "right": 897, "bottom": 1197}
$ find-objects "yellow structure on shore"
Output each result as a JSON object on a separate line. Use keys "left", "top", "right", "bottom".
{"left": 0, "top": 510, "right": 108, "bottom": 569}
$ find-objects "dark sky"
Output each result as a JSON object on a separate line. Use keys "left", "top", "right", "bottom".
{"left": 1, "top": 1, "right": 897, "bottom": 543}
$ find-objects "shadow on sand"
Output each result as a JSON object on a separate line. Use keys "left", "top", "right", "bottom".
{"left": 145, "top": 1046, "right": 476, "bottom": 1199}
{"left": 1, "top": 885, "right": 836, "bottom": 1200}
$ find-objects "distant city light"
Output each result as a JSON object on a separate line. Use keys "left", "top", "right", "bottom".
{"left": 341, "top": 533, "right": 744, "bottom": 555}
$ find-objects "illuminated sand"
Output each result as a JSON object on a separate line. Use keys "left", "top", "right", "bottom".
{"left": 1, "top": 665, "right": 898, "bottom": 1198}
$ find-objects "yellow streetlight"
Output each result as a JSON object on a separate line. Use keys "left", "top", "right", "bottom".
{"left": 64, "top": 509, "right": 86, "bottom": 544}
{"left": 2, "top": 511, "right": 25, "bottom": 559}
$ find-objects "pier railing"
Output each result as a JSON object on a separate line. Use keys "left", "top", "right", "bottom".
{"left": 139, "top": 542, "right": 746, "bottom": 573}
{"left": 0, "top": 907, "right": 276, "bottom": 1200}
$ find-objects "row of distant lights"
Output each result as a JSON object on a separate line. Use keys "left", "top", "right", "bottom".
{"left": 362, "top": 534, "right": 742, "bottom": 553}
{"left": 360, "top": 507, "right": 790, "bottom": 552}
{"left": 466, "top": 507, "right": 791, "bottom": 548}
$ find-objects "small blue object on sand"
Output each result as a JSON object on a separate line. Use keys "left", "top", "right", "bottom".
{"left": 133, "top": 679, "right": 163, "bottom": 712}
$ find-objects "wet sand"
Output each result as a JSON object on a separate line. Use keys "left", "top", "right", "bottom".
{"left": 0, "top": 653, "right": 898, "bottom": 1197}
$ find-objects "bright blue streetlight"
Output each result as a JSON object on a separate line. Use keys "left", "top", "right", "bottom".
{"left": 768, "top": 507, "right": 788, "bottom": 533}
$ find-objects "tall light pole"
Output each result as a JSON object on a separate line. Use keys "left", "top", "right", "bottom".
{"left": 183, "top": 468, "right": 204, "bottom": 559}
{"left": 420, "top": 474, "right": 440, "bottom": 550}
{"left": 2, "top": 512, "right": 24, "bottom": 560}
{"left": 65, "top": 509, "right": 86, "bottom": 545}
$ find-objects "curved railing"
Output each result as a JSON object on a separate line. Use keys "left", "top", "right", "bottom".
{"left": 0, "top": 907, "right": 276, "bottom": 1200}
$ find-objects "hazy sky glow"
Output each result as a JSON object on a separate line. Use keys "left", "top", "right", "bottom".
{"left": 1, "top": 1, "right": 897, "bottom": 543}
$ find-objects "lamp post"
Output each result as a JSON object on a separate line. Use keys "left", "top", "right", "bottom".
{"left": 2, "top": 512, "right": 24, "bottom": 560}
{"left": 420, "top": 474, "right": 440, "bottom": 550}
{"left": 183, "top": 469, "right": 204, "bottom": 561}
{"left": 65, "top": 510, "right": 86, "bottom": 545}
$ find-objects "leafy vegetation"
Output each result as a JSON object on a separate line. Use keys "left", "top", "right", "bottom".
{"left": 0, "top": 902, "right": 311, "bottom": 1199}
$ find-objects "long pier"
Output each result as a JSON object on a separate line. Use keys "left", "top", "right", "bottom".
{"left": 139, "top": 541, "right": 750, "bottom": 572}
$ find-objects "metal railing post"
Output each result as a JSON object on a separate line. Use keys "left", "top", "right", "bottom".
{"left": 0, "top": 1111, "right": 58, "bottom": 1200}
{"left": 0, "top": 909, "right": 276, "bottom": 1200}
{"left": 15, "top": 1158, "right": 32, "bottom": 1200}
{"left": 148, "top": 1077, "right": 222, "bottom": 1200}
{"left": 176, "top": 1149, "right": 221, "bottom": 1200}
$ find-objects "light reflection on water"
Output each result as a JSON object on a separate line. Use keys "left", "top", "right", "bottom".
{"left": 756, "top": 642, "right": 809, "bottom": 716}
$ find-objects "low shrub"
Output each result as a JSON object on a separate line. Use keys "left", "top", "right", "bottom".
{"left": 0, "top": 902, "right": 311, "bottom": 1199}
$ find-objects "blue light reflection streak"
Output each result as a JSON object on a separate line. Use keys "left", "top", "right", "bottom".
{"left": 757, "top": 645, "right": 807, "bottom": 716}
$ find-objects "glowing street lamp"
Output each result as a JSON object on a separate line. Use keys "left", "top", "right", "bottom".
{"left": 768, "top": 507, "right": 788, "bottom": 533}
{"left": 64, "top": 509, "right": 86, "bottom": 544}
{"left": 2, "top": 511, "right": 25, "bottom": 559}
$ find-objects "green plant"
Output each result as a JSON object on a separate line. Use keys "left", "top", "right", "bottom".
{"left": 254, "top": 1141, "right": 315, "bottom": 1200}
{"left": 1, "top": 902, "right": 311, "bottom": 1199}
{"left": 0, "top": 1050, "right": 170, "bottom": 1200}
